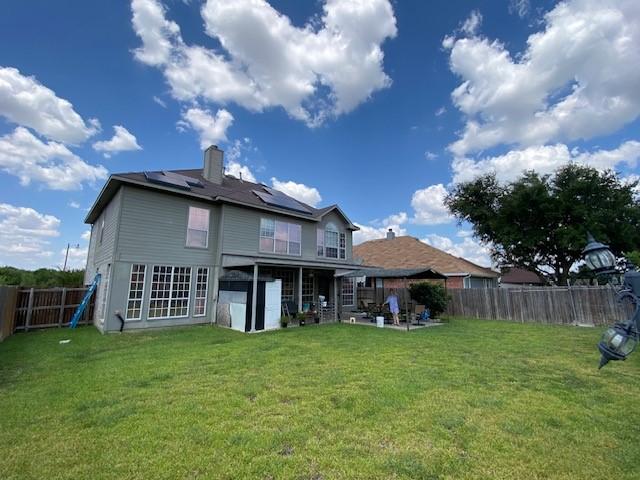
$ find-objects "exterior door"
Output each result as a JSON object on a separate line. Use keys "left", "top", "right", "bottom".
{"left": 264, "top": 280, "right": 282, "bottom": 330}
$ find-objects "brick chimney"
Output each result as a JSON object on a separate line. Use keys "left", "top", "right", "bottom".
{"left": 386, "top": 228, "right": 395, "bottom": 240}
{"left": 203, "top": 145, "right": 223, "bottom": 184}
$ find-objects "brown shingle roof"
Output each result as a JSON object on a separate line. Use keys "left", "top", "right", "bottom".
{"left": 353, "top": 236, "right": 498, "bottom": 278}
{"left": 85, "top": 167, "right": 357, "bottom": 228}
{"left": 500, "top": 268, "right": 544, "bottom": 284}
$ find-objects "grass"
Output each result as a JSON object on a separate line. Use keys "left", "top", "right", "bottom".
{"left": 1, "top": 319, "right": 639, "bottom": 480}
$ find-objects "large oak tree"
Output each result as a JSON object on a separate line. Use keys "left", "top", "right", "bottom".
{"left": 445, "top": 165, "right": 640, "bottom": 285}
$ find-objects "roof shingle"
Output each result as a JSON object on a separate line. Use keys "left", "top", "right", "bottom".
{"left": 353, "top": 236, "right": 498, "bottom": 278}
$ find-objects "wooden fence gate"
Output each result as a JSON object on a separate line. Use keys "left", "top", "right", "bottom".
{"left": 13, "top": 287, "right": 96, "bottom": 332}
{"left": 445, "top": 286, "right": 632, "bottom": 326}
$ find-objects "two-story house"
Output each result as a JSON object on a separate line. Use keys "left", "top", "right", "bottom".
{"left": 84, "top": 146, "right": 362, "bottom": 333}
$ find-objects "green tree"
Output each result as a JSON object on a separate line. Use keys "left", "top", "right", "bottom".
{"left": 408, "top": 282, "right": 449, "bottom": 317}
{"left": 626, "top": 251, "right": 640, "bottom": 268}
{"left": 0, "top": 267, "right": 85, "bottom": 287}
{"left": 445, "top": 165, "right": 640, "bottom": 286}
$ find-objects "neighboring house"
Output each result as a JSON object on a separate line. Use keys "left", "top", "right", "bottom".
{"left": 84, "top": 145, "right": 362, "bottom": 333}
{"left": 499, "top": 268, "right": 545, "bottom": 288}
{"left": 353, "top": 230, "right": 499, "bottom": 288}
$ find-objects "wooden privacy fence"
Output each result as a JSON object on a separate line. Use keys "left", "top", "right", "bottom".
{"left": 0, "top": 286, "right": 18, "bottom": 341}
{"left": 445, "top": 286, "right": 633, "bottom": 326}
{"left": 13, "top": 287, "right": 96, "bottom": 332}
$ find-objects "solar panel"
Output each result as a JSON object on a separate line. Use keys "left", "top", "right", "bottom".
{"left": 253, "top": 189, "right": 313, "bottom": 214}
{"left": 163, "top": 171, "right": 204, "bottom": 188}
{"left": 144, "top": 171, "right": 191, "bottom": 190}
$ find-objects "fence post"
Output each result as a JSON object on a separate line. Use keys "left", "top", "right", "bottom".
{"left": 58, "top": 288, "right": 67, "bottom": 328}
{"left": 567, "top": 285, "right": 579, "bottom": 325}
{"left": 25, "top": 288, "right": 35, "bottom": 333}
{"left": 0, "top": 287, "right": 18, "bottom": 341}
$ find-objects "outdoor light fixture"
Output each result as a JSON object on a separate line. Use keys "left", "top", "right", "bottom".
{"left": 582, "top": 233, "right": 640, "bottom": 368}
{"left": 582, "top": 233, "right": 617, "bottom": 274}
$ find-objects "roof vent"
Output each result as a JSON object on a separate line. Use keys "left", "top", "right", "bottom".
{"left": 386, "top": 228, "right": 395, "bottom": 240}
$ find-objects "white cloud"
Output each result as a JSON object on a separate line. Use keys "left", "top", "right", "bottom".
{"left": 425, "top": 151, "right": 438, "bottom": 160}
{"left": 0, "top": 127, "right": 108, "bottom": 190}
{"left": 435, "top": 106, "right": 446, "bottom": 116}
{"left": 177, "top": 107, "right": 233, "bottom": 149}
{"left": 422, "top": 233, "right": 492, "bottom": 267}
{"left": 226, "top": 137, "right": 256, "bottom": 163}
{"left": 81, "top": 230, "right": 91, "bottom": 241}
{"left": 410, "top": 183, "right": 452, "bottom": 225}
{"left": 453, "top": 140, "right": 640, "bottom": 184}
{"left": 68, "top": 201, "right": 80, "bottom": 209}
{"left": 0, "top": 203, "right": 60, "bottom": 267}
{"left": 92, "top": 125, "right": 142, "bottom": 157}
{"left": 446, "top": 0, "right": 640, "bottom": 156}
{"left": 381, "top": 211, "right": 408, "bottom": 227}
{"left": 0, "top": 66, "right": 100, "bottom": 144}
{"left": 152, "top": 95, "right": 167, "bottom": 108}
{"left": 271, "top": 178, "right": 322, "bottom": 207}
{"left": 131, "top": 0, "right": 397, "bottom": 126}
{"left": 353, "top": 223, "right": 407, "bottom": 245}
{"left": 224, "top": 160, "right": 256, "bottom": 183}
{"left": 509, "top": 0, "right": 530, "bottom": 18}
{"left": 461, "top": 10, "right": 482, "bottom": 36}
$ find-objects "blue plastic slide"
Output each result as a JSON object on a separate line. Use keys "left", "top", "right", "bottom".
{"left": 69, "top": 273, "right": 101, "bottom": 329}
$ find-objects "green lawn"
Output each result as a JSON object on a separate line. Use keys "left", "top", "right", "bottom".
{"left": 1, "top": 319, "right": 639, "bottom": 480}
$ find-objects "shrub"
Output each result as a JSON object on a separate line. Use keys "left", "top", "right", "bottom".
{"left": 408, "top": 282, "right": 449, "bottom": 317}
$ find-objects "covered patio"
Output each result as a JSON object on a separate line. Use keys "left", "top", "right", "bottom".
{"left": 337, "top": 267, "right": 447, "bottom": 331}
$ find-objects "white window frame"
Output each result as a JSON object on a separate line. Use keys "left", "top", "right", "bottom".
{"left": 318, "top": 223, "right": 341, "bottom": 259}
{"left": 186, "top": 206, "right": 210, "bottom": 249}
{"left": 148, "top": 265, "right": 192, "bottom": 319}
{"left": 342, "top": 277, "right": 355, "bottom": 306}
{"left": 259, "top": 218, "right": 301, "bottom": 256}
{"left": 125, "top": 264, "right": 146, "bottom": 321}
{"left": 317, "top": 228, "right": 325, "bottom": 257}
{"left": 193, "top": 267, "right": 209, "bottom": 317}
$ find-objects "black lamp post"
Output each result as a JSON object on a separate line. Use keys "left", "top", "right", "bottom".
{"left": 581, "top": 234, "right": 640, "bottom": 368}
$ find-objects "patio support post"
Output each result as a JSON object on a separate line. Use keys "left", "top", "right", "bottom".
{"left": 333, "top": 275, "right": 338, "bottom": 322}
{"left": 298, "top": 267, "right": 303, "bottom": 313}
{"left": 404, "top": 277, "right": 409, "bottom": 331}
{"left": 250, "top": 264, "right": 258, "bottom": 332}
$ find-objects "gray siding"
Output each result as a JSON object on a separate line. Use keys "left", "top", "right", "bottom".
{"left": 117, "top": 186, "right": 220, "bottom": 265}
{"left": 469, "top": 276, "right": 498, "bottom": 289}
{"left": 222, "top": 205, "right": 354, "bottom": 262}
{"left": 84, "top": 187, "right": 123, "bottom": 285}
{"left": 98, "top": 186, "right": 220, "bottom": 331}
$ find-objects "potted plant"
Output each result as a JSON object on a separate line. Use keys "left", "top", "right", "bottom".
{"left": 280, "top": 315, "right": 289, "bottom": 328}
{"left": 296, "top": 312, "right": 306, "bottom": 326}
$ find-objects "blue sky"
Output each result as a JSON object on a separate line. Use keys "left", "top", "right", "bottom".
{"left": 1, "top": 0, "right": 639, "bottom": 269}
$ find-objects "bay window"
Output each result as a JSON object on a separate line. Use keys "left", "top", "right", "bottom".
{"left": 194, "top": 267, "right": 209, "bottom": 317}
{"left": 126, "top": 264, "right": 146, "bottom": 320}
{"left": 149, "top": 265, "right": 192, "bottom": 319}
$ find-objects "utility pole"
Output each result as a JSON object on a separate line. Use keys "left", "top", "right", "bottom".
{"left": 63, "top": 243, "right": 80, "bottom": 271}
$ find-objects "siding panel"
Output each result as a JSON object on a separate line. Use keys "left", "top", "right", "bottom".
{"left": 117, "top": 186, "right": 219, "bottom": 265}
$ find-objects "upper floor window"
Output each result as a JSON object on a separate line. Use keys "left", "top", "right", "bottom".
{"left": 317, "top": 223, "right": 346, "bottom": 259}
{"left": 260, "top": 218, "right": 301, "bottom": 256}
{"left": 186, "top": 206, "right": 209, "bottom": 248}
